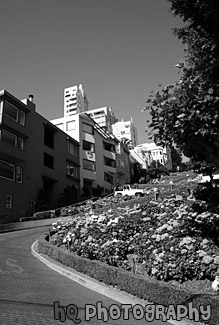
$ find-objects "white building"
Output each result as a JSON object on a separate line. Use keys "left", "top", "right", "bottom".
{"left": 86, "top": 106, "right": 117, "bottom": 133}
{"left": 64, "top": 84, "right": 89, "bottom": 117}
{"left": 111, "top": 118, "right": 138, "bottom": 147}
{"left": 50, "top": 113, "right": 118, "bottom": 194}
{"left": 129, "top": 149, "right": 147, "bottom": 169}
{"left": 132, "top": 142, "right": 172, "bottom": 170}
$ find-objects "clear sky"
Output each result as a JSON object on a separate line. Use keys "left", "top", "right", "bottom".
{"left": 0, "top": 0, "right": 185, "bottom": 144}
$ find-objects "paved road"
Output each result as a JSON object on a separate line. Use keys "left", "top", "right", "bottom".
{"left": 0, "top": 228, "right": 173, "bottom": 325}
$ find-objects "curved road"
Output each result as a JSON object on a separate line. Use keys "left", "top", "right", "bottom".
{"left": 0, "top": 227, "right": 174, "bottom": 325}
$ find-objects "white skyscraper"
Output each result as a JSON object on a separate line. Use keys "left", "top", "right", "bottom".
{"left": 111, "top": 117, "right": 138, "bottom": 147}
{"left": 86, "top": 106, "right": 117, "bottom": 133}
{"left": 64, "top": 84, "right": 89, "bottom": 117}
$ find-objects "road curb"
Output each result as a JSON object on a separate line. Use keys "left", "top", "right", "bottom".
{"left": 31, "top": 240, "right": 205, "bottom": 325}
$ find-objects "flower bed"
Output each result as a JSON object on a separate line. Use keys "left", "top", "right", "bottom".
{"left": 38, "top": 186, "right": 219, "bottom": 324}
{"left": 38, "top": 234, "right": 219, "bottom": 325}
{"left": 48, "top": 193, "right": 219, "bottom": 284}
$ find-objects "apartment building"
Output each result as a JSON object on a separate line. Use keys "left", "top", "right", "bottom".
{"left": 64, "top": 84, "right": 89, "bottom": 117}
{"left": 86, "top": 106, "right": 117, "bottom": 133}
{"left": 94, "top": 123, "right": 119, "bottom": 194}
{"left": 0, "top": 90, "right": 80, "bottom": 223}
{"left": 51, "top": 112, "right": 120, "bottom": 194}
{"left": 111, "top": 118, "right": 138, "bottom": 148}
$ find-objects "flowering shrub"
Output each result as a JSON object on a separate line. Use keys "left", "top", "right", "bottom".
{"left": 49, "top": 193, "right": 219, "bottom": 283}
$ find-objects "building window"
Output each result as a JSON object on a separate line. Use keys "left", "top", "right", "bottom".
{"left": 67, "top": 163, "right": 78, "bottom": 178}
{"left": 104, "top": 172, "right": 114, "bottom": 184}
{"left": 44, "top": 153, "right": 54, "bottom": 169}
{"left": 16, "top": 166, "right": 23, "bottom": 183}
{"left": 103, "top": 141, "right": 115, "bottom": 152}
{"left": 19, "top": 110, "right": 26, "bottom": 126}
{"left": 94, "top": 110, "right": 105, "bottom": 116}
{"left": 83, "top": 159, "right": 95, "bottom": 171}
{"left": 104, "top": 156, "right": 116, "bottom": 168}
{"left": 17, "top": 137, "right": 25, "bottom": 149}
{"left": 116, "top": 143, "right": 121, "bottom": 154}
{"left": 66, "top": 120, "right": 76, "bottom": 131}
{"left": 82, "top": 122, "right": 94, "bottom": 135}
{"left": 4, "top": 101, "right": 18, "bottom": 121}
{"left": 0, "top": 129, "right": 17, "bottom": 146}
{"left": 3, "top": 102, "right": 26, "bottom": 126}
{"left": 0, "top": 160, "right": 15, "bottom": 181}
{"left": 5, "top": 194, "right": 13, "bottom": 209}
{"left": 68, "top": 108, "right": 77, "bottom": 113}
{"left": 83, "top": 140, "right": 95, "bottom": 152}
{"left": 44, "top": 127, "right": 54, "bottom": 149}
{"left": 67, "top": 141, "right": 78, "bottom": 157}
{"left": 0, "top": 129, "right": 25, "bottom": 149}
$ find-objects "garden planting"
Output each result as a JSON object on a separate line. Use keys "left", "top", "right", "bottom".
{"left": 36, "top": 182, "right": 219, "bottom": 324}
{"left": 48, "top": 185, "right": 219, "bottom": 290}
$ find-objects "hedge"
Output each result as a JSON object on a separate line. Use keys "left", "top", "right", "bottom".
{"left": 37, "top": 235, "right": 219, "bottom": 325}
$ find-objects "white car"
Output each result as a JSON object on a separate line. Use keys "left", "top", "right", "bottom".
{"left": 114, "top": 184, "right": 145, "bottom": 197}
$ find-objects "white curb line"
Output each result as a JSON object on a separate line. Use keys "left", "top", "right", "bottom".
{"left": 31, "top": 240, "right": 206, "bottom": 325}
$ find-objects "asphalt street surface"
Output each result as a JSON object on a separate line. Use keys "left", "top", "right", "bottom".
{"left": 0, "top": 227, "right": 173, "bottom": 325}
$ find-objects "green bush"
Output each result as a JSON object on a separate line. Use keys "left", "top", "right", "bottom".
{"left": 37, "top": 235, "right": 219, "bottom": 324}
{"left": 54, "top": 209, "right": 61, "bottom": 217}
{"left": 191, "top": 201, "right": 208, "bottom": 214}
{"left": 194, "top": 185, "right": 219, "bottom": 204}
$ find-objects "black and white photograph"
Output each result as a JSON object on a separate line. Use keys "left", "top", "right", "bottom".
{"left": 0, "top": 0, "right": 218, "bottom": 324}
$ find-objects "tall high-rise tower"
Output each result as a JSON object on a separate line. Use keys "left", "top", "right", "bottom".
{"left": 111, "top": 117, "right": 138, "bottom": 147}
{"left": 86, "top": 106, "right": 118, "bottom": 133}
{"left": 64, "top": 84, "right": 89, "bottom": 117}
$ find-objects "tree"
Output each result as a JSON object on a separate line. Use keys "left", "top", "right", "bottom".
{"left": 168, "top": 0, "right": 219, "bottom": 83}
{"left": 192, "top": 160, "right": 217, "bottom": 182}
{"left": 120, "top": 137, "right": 133, "bottom": 149}
{"left": 144, "top": 0, "right": 219, "bottom": 169}
{"left": 189, "top": 150, "right": 217, "bottom": 180}
{"left": 131, "top": 162, "right": 141, "bottom": 183}
{"left": 147, "top": 160, "right": 169, "bottom": 179}
{"left": 170, "top": 146, "right": 182, "bottom": 171}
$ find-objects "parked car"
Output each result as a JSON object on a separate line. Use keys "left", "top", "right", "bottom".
{"left": 114, "top": 184, "right": 146, "bottom": 197}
